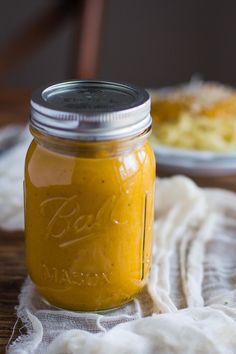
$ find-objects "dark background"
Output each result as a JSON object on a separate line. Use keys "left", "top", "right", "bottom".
{"left": 0, "top": 0, "right": 236, "bottom": 88}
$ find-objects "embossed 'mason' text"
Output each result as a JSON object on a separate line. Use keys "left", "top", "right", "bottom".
{"left": 41, "top": 264, "right": 112, "bottom": 287}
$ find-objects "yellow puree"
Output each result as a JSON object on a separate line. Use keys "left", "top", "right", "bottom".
{"left": 25, "top": 137, "right": 155, "bottom": 311}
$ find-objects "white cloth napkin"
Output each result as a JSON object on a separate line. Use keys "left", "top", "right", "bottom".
{"left": 3, "top": 127, "right": 236, "bottom": 354}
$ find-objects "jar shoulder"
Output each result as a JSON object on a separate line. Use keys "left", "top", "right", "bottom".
{"left": 25, "top": 139, "right": 155, "bottom": 187}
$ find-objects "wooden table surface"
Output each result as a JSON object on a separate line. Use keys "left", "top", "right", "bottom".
{"left": 1, "top": 88, "right": 236, "bottom": 353}
{"left": 0, "top": 231, "right": 25, "bottom": 353}
{"left": 0, "top": 89, "right": 30, "bottom": 353}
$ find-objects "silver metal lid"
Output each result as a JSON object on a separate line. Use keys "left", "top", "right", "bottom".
{"left": 30, "top": 80, "right": 151, "bottom": 141}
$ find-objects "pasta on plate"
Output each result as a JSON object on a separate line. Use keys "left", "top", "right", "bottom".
{"left": 150, "top": 82, "right": 236, "bottom": 152}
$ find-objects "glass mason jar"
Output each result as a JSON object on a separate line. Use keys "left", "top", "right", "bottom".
{"left": 25, "top": 80, "right": 155, "bottom": 311}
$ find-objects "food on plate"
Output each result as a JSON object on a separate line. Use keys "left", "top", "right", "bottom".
{"left": 151, "top": 82, "right": 236, "bottom": 152}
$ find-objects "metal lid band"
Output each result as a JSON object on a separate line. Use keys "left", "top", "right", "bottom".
{"left": 30, "top": 80, "right": 151, "bottom": 141}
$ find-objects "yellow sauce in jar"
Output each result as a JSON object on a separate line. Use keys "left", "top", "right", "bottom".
{"left": 25, "top": 136, "right": 155, "bottom": 311}
{"left": 25, "top": 80, "right": 155, "bottom": 311}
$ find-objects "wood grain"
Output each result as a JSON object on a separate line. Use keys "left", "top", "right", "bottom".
{"left": 0, "top": 89, "right": 28, "bottom": 353}
{"left": 0, "top": 230, "right": 26, "bottom": 353}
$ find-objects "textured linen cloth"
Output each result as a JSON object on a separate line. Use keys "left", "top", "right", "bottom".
{"left": 1, "top": 127, "right": 236, "bottom": 354}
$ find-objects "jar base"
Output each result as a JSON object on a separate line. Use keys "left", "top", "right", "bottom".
{"left": 39, "top": 293, "right": 134, "bottom": 314}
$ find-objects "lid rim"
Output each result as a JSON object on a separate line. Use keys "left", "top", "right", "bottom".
{"left": 30, "top": 80, "right": 151, "bottom": 141}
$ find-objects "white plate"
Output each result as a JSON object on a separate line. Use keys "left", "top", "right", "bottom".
{"left": 151, "top": 141, "right": 236, "bottom": 175}
{"left": 149, "top": 83, "right": 236, "bottom": 175}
